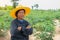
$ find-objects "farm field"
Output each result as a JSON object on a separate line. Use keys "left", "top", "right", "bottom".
{"left": 0, "top": 10, "right": 60, "bottom": 40}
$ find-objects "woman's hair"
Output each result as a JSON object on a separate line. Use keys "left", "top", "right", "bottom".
{"left": 15, "top": 9, "right": 25, "bottom": 17}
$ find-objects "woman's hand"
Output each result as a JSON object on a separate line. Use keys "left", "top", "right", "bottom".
{"left": 26, "top": 25, "right": 31, "bottom": 29}
{"left": 17, "top": 27, "right": 22, "bottom": 31}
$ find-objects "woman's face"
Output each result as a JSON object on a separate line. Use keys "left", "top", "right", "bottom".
{"left": 17, "top": 10, "right": 25, "bottom": 19}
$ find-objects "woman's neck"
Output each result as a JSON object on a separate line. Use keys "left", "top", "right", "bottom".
{"left": 17, "top": 18, "right": 23, "bottom": 20}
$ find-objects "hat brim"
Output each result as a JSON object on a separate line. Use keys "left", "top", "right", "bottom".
{"left": 10, "top": 7, "right": 30, "bottom": 18}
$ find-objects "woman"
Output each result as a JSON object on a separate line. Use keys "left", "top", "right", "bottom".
{"left": 10, "top": 6, "right": 33, "bottom": 40}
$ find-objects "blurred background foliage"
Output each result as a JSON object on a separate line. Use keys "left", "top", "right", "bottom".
{"left": 0, "top": 5, "right": 60, "bottom": 40}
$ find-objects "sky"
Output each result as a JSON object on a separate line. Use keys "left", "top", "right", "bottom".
{"left": 0, "top": 0, "right": 60, "bottom": 10}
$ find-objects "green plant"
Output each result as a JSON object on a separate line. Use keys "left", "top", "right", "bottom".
{"left": 39, "top": 32, "right": 53, "bottom": 40}
{"left": 0, "top": 9, "right": 60, "bottom": 38}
